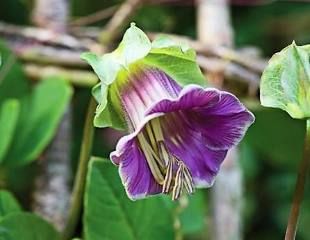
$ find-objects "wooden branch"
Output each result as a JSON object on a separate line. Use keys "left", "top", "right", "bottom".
{"left": 196, "top": 1, "right": 243, "bottom": 240}
{"left": 211, "top": 147, "right": 243, "bottom": 240}
{"left": 196, "top": 55, "right": 260, "bottom": 87}
{"left": 18, "top": 45, "right": 86, "bottom": 68}
{"left": 99, "top": 0, "right": 144, "bottom": 44}
{"left": 32, "top": 0, "right": 69, "bottom": 32}
{"left": 148, "top": 32, "right": 267, "bottom": 73}
{"left": 70, "top": 5, "right": 119, "bottom": 27}
{"left": 0, "top": 22, "right": 86, "bottom": 50}
{"left": 33, "top": 108, "right": 72, "bottom": 231}
{"left": 31, "top": 0, "right": 72, "bottom": 232}
{"left": 0, "top": 21, "right": 266, "bottom": 88}
{"left": 24, "top": 64, "right": 97, "bottom": 87}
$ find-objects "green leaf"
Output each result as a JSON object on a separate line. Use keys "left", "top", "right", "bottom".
{"left": 243, "top": 108, "right": 305, "bottom": 169}
{"left": 0, "top": 212, "right": 60, "bottom": 240}
{"left": 84, "top": 157, "right": 174, "bottom": 240}
{"left": 0, "top": 100, "right": 20, "bottom": 163}
{"left": 0, "top": 191, "right": 22, "bottom": 219}
{"left": 180, "top": 191, "right": 206, "bottom": 235}
{"left": 260, "top": 42, "right": 310, "bottom": 119}
{"left": 4, "top": 78, "right": 72, "bottom": 167}
{"left": 0, "top": 40, "right": 30, "bottom": 104}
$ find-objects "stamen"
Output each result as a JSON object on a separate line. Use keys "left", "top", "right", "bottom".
{"left": 138, "top": 117, "right": 195, "bottom": 199}
{"left": 158, "top": 141, "right": 170, "bottom": 166}
{"left": 151, "top": 118, "right": 164, "bottom": 142}
{"left": 172, "top": 163, "right": 183, "bottom": 200}
{"left": 145, "top": 124, "right": 158, "bottom": 153}
{"left": 142, "top": 135, "right": 165, "bottom": 169}
{"left": 137, "top": 133, "right": 165, "bottom": 184}
{"left": 183, "top": 165, "right": 194, "bottom": 194}
{"left": 162, "top": 158, "right": 174, "bottom": 193}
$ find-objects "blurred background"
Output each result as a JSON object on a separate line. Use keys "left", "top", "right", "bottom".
{"left": 0, "top": 0, "right": 310, "bottom": 239}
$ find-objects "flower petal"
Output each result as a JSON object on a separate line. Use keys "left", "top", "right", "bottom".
{"left": 110, "top": 137, "right": 161, "bottom": 200}
{"left": 147, "top": 85, "right": 255, "bottom": 150}
{"left": 162, "top": 116, "right": 228, "bottom": 187}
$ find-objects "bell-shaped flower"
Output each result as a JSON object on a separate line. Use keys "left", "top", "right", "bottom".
{"left": 82, "top": 23, "right": 255, "bottom": 200}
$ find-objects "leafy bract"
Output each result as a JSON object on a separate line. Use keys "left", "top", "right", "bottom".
{"left": 84, "top": 157, "right": 174, "bottom": 240}
{"left": 81, "top": 24, "right": 206, "bottom": 130}
{"left": 0, "top": 213, "right": 60, "bottom": 240}
{"left": 4, "top": 78, "right": 72, "bottom": 167}
{"left": 260, "top": 42, "right": 310, "bottom": 119}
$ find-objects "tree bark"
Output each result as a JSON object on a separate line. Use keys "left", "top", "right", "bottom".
{"left": 31, "top": 0, "right": 72, "bottom": 231}
{"left": 197, "top": 1, "right": 243, "bottom": 239}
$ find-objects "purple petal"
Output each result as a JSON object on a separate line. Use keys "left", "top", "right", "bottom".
{"left": 162, "top": 116, "right": 228, "bottom": 186}
{"left": 148, "top": 85, "right": 255, "bottom": 150}
{"left": 110, "top": 136, "right": 161, "bottom": 200}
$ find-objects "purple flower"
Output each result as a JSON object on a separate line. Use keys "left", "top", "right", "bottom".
{"left": 110, "top": 67, "right": 254, "bottom": 200}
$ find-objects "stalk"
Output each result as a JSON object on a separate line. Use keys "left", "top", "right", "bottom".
{"left": 62, "top": 97, "right": 96, "bottom": 240}
{"left": 285, "top": 119, "right": 310, "bottom": 240}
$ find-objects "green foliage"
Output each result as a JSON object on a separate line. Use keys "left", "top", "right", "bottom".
{"left": 179, "top": 191, "right": 206, "bottom": 235}
{"left": 260, "top": 42, "right": 310, "bottom": 119}
{"left": 0, "top": 213, "right": 60, "bottom": 240}
{"left": 0, "top": 190, "right": 22, "bottom": 219}
{"left": 0, "top": 100, "right": 20, "bottom": 163}
{"left": 0, "top": 0, "right": 28, "bottom": 24}
{"left": 0, "top": 41, "right": 30, "bottom": 103}
{"left": 0, "top": 45, "right": 72, "bottom": 167}
{"left": 3, "top": 78, "right": 72, "bottom": 167}
{"left": 84, "top": 157, "right": 174, "bottom": 240}
{"left": 82, "top": 24, "right": 205, "bottom": 130}
{"left": 244, "top": 108, "right": 305, "bottom": 169}
{"left": 232, "top": 2, "right": 310, "bottom": 54}
{"left": 1, "top": 1, "right": 310, "bottom": 239}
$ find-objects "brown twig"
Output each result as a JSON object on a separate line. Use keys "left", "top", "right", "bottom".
{"left": 196, "top": 55, "right": 260, "bottom": 87}
{"left": 0, "top": 20, "right": 266, "bottom": 73}
{"left": 0, "top": 21, "right": 86, "bottom": 50}
{"left": 24, "top": 64, "right": 97, "bottom": 87}
{"left": 148, "top": 32, "right": 267, "bottom": 73}
{"left": 70, "top": 5, "right": 119, "bottom": 27}
{"left": 99, "top": 0, "right": 144, "bottom": 45}
{"left": 0, "top": 21, "right": 266, "bottom": 89}
{"left": 18, "top": 45, "right": 86, "bottom": 67}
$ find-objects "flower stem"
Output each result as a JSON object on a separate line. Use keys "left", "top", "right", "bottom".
{"left": 285, "top": 119, "right": 310, "bottom": 240}
{"left": 62, "top": 97, "right": 96, "bottom": 240}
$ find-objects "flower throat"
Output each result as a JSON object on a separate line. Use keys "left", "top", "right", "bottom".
{"left": 137, "top": 118, "right": 194, "bottom": 200}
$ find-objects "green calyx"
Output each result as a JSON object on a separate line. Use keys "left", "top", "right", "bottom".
{"left": 260, "top": 42, "right": 310, "bottom": 119}
{"left": 82, "top": 23, "right": 206, "bottom": 130}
